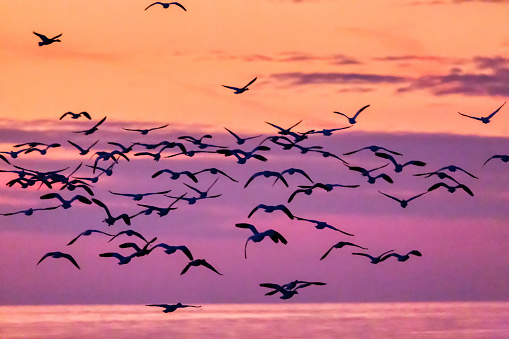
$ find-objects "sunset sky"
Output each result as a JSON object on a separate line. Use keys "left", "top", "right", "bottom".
{"left": 0, "top": 0, "right": 508, "bottom": 305}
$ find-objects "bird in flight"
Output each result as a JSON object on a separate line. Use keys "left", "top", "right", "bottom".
{"left": 222, "top": 77, "right": 257, "bottom": 94}
{"left": 484, "top": 154, "right": 509, "bottom": 167}
{"left": 67, "top": 229, "right": 114, "bottom": 246}
{"left": 146, "top": 303, "right": 201, "bottom": 313}
{"left": 235, "top": 223, "right": 287, "bottom": 259}
{"left": 352, "top": 250, "right": 394, "bottom": 264}
{"left": 145, "top": 2, "right": 187, "bottom": 11}
{"left": 260, "top": 281, "right": 326, "bottom": 300}
{"left": 378, "top": 190, "right": 428, "bottom": 208}
{"left": 0, "top": 206, "right": 59, "bottom": 216}
{"left": 379, "top": 250, "right": 422, "bottom": 262}
{"left": 320, "top": 241, "right": 368, "bottom": 260}
{"left": 122, "top": 124, "right": 169, "bottom": 135}
{"left": 181, "top": 259, "right": 222, "bottom": 275}
{"left": 60, "top": 112, "right": 91, "bottom": 120}
{"left": 248, "top": 204, "right": 295, "bottom": 220}
{"left": 334, "top": 104, "right": 370, "bottom": 124}
{"left": 224, "top": 127, "right": 262, "bottom": 145}
{"left": 37, "top": 251, "right": 80, "bottom": 269}
{"left": 458, "top": 102, "right": 505, "bottom": 124}
{"left": 33, "top": 32, "right": 62, "bottom": 46}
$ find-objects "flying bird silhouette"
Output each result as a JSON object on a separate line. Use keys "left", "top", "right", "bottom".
{"left": 224, "top": 127, "right": 262, "bottom": 145}
{"left": 37, "top": 252, "right": 80, "bottom": 269}
{"left": 60, "top": 111, "right": 91, "bottom": 120}
{"left": 379, "top": 250, "right": 422, "bottom": 262}
{"left": 222, "top": 77, "right": 257, "bottom": 94}
{"left": 248, "top": 204, "right": 295, "bottom": 220}
{"left": 145, "top": 2, "right": 187, "bottom": 11}
{"left": 122, "top": 124, "right": 169, "bottom": 135}
{"left": 352, "top": 250, "right": 394, "bottom": 264}
{"left": 146, "top": 303, "right": 201, "bottom": 313}
{"left": 483, "top": 154, "right": 509, "bottom": 167}
{"left": 378, "top": 190, "right": 428, "bottom": 208}
{"left": 67, "top": 140, "right": 99, "bottom": 156}
{"left": 427, "top": 182, "right": 474, "bottom": 196}
{"left": 181, "top": 259, "right": 222, "bottom": 275}
{"left": 67, "top": 229, "right": 114, "bottom": 246}
{"left": 39, "top": 193, "right": 92, "bottom": 209}
{"left": 244, "top": 171, "right": 289, "bottom": 188}
{"left": 33, "top": 31, "right": 62, "bottom": 46}
{"left": 294, "top": 216, "right": 354, "bottom": 236}
{"left": 320, "top": 241, "right": 368, "bottom": 260}
{"left": 343, "top": 145, "right": 402, "bottom": 156}
{"left": 109, "top": 189, "right": 172, "bottom": 201}
{"left": 334, "top": 104, "right": 370, "bottom": 124}
{"left": 375, "top": 152, "right": 426, "bottom": 173}
{"left": 1, "top": 206, "right": 59, "bottom": 216}
{"left": 458, "top": 102, "right": 505, "bottom": 124}
{"left": 235, "top": 223, "right": 287, "bottom": 259}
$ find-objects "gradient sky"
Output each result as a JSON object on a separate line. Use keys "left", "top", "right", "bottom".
{"left": 0, "top": 0, "right": 508, "bottom": 305}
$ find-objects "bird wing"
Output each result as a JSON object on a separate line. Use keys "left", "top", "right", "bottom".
{"left": 60, "top": 112, "right": 71, "bottom": 120}
{"left": 243, "top": 77, "right": 257, "bottom": 88}
{"left": 378, "top": 190, "right": 401, "bottom": 203}
{"left": 353, "top": 104, "right": 370, "bottom": 119}
{"left": 37, "top": 252, "right": 53, "bottom": 265}
{"left": 244, "top": 172, "right": 264, "bottom": 188}
{"left": 333, "top": 111, "right": 349, "bottom": 119}
{"left": 409, "top": 250, "right": 422, "bottom": 257}
{"left": 403, "top": 160, "right": 426, "bottom": 167}
{"left": 150, "top": 123, "right": 169, "bottom": 131}
{"left": 51, "top": 34, "right": 62, "bottom": 39}
{"left": 93, "top": 116, "right": 107, "bottom": 128}
{"left": 458, "top": 112, "right": 481, "bottom": 120}
{"left": 200, "top": 260, "right": 222, "bottom": 275}
{"left": 260, "top": 283, "right": 285, "bottom": 293}
{"left": 268, "top": 231, "right": 287, "bottom": 244}
{"left": 287, "top": 189, "right": 306, "bottom": 203}
{"left": 61, "top": 253, "right": 80, "bottom": 269}
{"left": 177, "top": 246, "right": 194, "bottom": 260}
{"left": 486, "top": 102, "right": 506, "bottom": 119}
{"left": 276, "top": 205, "right": 294, "bottom": 219}
{"left": 145, "top": 2, "right": 163, "bottom": 10}
{"left": 222, "top": 85, "right": 240, "bottom": 91}
{"left": 81, "top": 112, "right": 91, "bottom": 119}
{"left": 247, "top": 205, "right": 261, "bottom": 218}
{"left": 171, "top": 2, "right": 187, "bottom": 11}
{"left": 33, "top": 31, "right": 48, "bottom": 41}
{"left": 320, "top": 247, "right": 335, "bottom": 260}
{"left": 235, "top": 223, "right": 258, "bottom": 234}
{"left": 407, "top": 191, "right": 427, "bottom": 202}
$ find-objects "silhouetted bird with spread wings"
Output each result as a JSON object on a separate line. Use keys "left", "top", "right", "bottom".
{"left": 235, "top": 223, "right": 287, "bottom": 259}
{"left": 146, "top": 303, "right": 201, "bottom": 313}
{"left": 458, "top": 102, "right": 505, "bottom": 124}
{"left": 334, "top": 104, "right": 370, "bottom": 124}
{"left": 33, "top": 31, "right": 62, "bottom": 46}
{"left": 222, "top": 77, "right": 257, "bottom": 94}
{"left": 145, "top": 2, "right": 186, "bottom": 11}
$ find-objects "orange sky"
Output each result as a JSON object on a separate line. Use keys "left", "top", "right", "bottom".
{"left": 0, "top": 1, "right": 508, "bottom": 136}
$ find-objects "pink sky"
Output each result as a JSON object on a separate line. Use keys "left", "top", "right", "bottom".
{"left": 0, "top": 0, "right": 508, "bottom": 304}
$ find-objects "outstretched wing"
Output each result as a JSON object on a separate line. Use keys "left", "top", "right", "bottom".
{"left": 458, "top": 112, "right": 481, "bottom": 121}
{"left": 353, "top": 104, "right": 370, "bottom": 119}
{"left": 243, "top": 77, "right": 257, "bottom": 89}
{"left": 486, "top": 102, "right": 506, "bottom": 119}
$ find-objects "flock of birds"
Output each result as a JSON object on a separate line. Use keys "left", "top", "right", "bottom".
{"left": 14, "top": 2, "right": 508, "bottom": 313}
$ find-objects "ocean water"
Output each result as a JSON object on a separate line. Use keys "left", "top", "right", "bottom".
{"left": 1, "top": 302, "right": 508, "bottom": 338}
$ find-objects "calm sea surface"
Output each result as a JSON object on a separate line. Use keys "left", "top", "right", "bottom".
{"left": 1, "top": 302, "right": 508, "bottom": 338}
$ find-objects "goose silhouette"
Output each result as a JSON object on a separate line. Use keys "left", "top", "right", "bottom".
{"left": 222, "top": 77, "right": 257, "bottom": 94}
{"left": 235, "top": 223, "right": 287, "bottom": 259}
{"left": 33, "top": 32, "right": 62, "bottom": 46}
{"left": 334, "top": 104, "right": 370, "bottom": 124}
{"left": 146, "top": 303, "right": 201, "bottom": 313}
{"left": 145, "top": 2, "right": 186, "bottom": 11}
{"left": 458, "top": 102, "right": 505, "bottom": 124}
{"left": 37, "top": 251, "right": 80, "bottom": 269}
